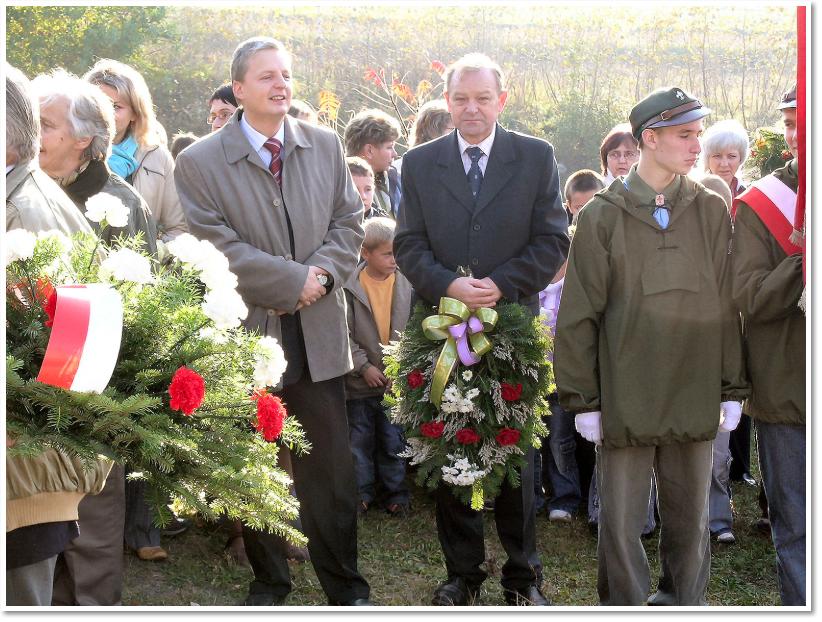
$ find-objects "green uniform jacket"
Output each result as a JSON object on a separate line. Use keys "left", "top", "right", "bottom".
{"left": 555, "top": 172, "right": 749, "bottom": 448}
{"left": 731, "top": 160, "right": 804, "bottom": 425}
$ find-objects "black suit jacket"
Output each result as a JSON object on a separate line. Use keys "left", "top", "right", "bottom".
{"left": 394, "top": 124, "right": 569, "bottom": 313}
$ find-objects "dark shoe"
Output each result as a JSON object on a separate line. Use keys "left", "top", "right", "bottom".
{"left": 162, "top": 516, "right": 192, "bottom": 537}
{"left": 243, "top": 592, "right": 286, "bottom": 606}
{"left": 741, "top": 472, "right": 757, "bottom": 487}
{"left": 432, "top": 577, "right": 479, "bottom": 606}
{"left": 328, "top": 597, "right": 373, "bottom": 606}
{"left": 647, "top": 590, "right": 676, "bottom": 606}
{"left": 754, "top": 517, "right": 771, "bottom": 533}
{"left": 504, "top": 584, "right": 551, "bottom": 606}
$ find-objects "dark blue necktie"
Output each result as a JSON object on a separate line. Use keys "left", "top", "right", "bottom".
{"left": 466, "top": 146, "right": 484, "bottom": 198}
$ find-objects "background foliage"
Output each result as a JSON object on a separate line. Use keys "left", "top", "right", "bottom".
{"left": 7, "top": 5, "right": 795, "bottom": 182}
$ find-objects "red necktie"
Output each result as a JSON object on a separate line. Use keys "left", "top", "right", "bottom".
{"left": 263, "top": 137, "right": 282, "bottom": 187}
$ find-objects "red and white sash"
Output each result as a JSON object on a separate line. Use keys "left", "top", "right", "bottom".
{"left": 733, "top": 175, "right": 802, "bottom": 256}
{"left": 37, "top": 284, "right": 123, "bottom": 393}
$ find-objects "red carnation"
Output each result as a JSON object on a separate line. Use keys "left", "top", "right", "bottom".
{"left": 500, "top": 382, "right": 523, "bottom": 402}
{"left": 253, "top": 390, "right": 287, "bottom": 442}
{"left": 420, "top": 421, "right": 445, "bottom": 438}
{"left": 168, "top": 366, "right": 206, "bottom": 416}
{"left": 496, "top": 427, "right": 521, "bottom": 446}
{"left": 407, "top": 369, "right": 425, "bottom": 389}
{"left": 455, "top": 427, "right": 481, "bottom": 445}
{"left": 43, "top": 289, "right": 57, "bottom": 328}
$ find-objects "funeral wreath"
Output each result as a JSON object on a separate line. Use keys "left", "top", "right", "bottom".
{"left": 384, "top": 295, "right": 553, "bottom": 509}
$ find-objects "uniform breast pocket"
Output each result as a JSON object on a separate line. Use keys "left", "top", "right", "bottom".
{"left": 641, "top": 248, "right": 700, "bottom": 296}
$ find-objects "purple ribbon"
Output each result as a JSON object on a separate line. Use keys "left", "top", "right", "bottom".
{"left": 448, "top": 316, "right": 485, "bottom": 366}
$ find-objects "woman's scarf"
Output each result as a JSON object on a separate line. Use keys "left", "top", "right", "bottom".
{"left": 108, "top": 133, "right": 139, "bottom": 180}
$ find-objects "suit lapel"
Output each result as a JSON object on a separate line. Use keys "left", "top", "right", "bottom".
{"left": 474, "top": 124, "right": 515, "bottom": 216}
{"left": 221, "top": 110, "right": 269, "bottom": 174}
{"left": 436, "top": 131, "right": 475, "bottom": 214}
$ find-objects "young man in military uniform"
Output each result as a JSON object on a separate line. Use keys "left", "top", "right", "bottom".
{"left": 555, "top": 87, "right": 749, "bottom": 606}
{"left": 730, "top": 85, "right": 805, "bottom": 606}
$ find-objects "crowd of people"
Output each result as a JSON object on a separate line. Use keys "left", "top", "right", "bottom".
{"left": 5, "top": 34, "right": 805, "bottom": 608}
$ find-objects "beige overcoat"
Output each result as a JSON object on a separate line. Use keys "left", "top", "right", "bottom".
{"left": 174, "top": 111, "right": 364, "bottom": 383}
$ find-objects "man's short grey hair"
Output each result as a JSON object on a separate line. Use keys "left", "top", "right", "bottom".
{"left": 6, "top": 63, "right": 40, "bottom": 164}
{"left": 231, "top": 36, "right": 291, "bottom": 82}
{"left": 443, "top": 53, "right": 506, "bottom": 94}
{"left": 700, "top": 119, "right": 750, "bottom": 174}
{"left": 31, "top": 69, "right": 115, "bottom": 162}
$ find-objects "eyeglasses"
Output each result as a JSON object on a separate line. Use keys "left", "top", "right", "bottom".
{"left": 607, "top": 150, "right": 639, "bottom": 161}
{"left": 207, "top": 110, "right": 234, "bottom": 125}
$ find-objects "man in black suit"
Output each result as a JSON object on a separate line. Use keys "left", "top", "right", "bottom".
{"left": 394, "top": 53, "right": 569, "bottom": 606}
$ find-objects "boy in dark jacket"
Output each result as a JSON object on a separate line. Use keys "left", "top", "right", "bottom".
{"left": 344, "top": 217, "right": 413, "bottom": 515}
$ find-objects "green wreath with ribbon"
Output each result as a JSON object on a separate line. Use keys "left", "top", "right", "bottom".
{"left": 384, "top": 298, "right": 553, "bottom": 509}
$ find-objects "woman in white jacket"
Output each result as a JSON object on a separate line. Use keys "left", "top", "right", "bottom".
{"left": 84, "top": 59, "right": 187, "bottom": 243}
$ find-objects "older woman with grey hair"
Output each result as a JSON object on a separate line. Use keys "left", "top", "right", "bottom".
{"left": 31, "top": 68, "right": 156, "bottom": 256}
{"left": 30, "top": 69, "right": 155, "bottom": 607}
{"left": 700, "top": 119, "right": 749, "bottom": 197}
{"left": 6, "top": 63, "right": 90, "bottom": 234}
{"left": 698, "top": 118, "right": 757, "bottom": 523}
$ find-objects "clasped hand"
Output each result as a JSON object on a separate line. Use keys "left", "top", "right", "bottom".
{"left": 446, "top": 276, "right": 502, "bottom": 310}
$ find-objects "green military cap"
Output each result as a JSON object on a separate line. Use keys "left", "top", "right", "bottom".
{"left": 777, "top": 84, "right": 796, "bottom": 110}
{"left": 629, "top": 87, "right": 712, "bottom": 141}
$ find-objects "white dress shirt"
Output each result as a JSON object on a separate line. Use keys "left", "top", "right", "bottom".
{"left": 240, "top": 115, "right": 285, "bottom": 168}
{"left": 457, "top": 125, "right": 496, "bottom": 176}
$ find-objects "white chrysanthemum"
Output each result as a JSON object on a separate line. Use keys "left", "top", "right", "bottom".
{"left": 169, "top": 235, "right": 237, "bottom": 292}
{"left": 253, "top": 336, "right": 288, "bottom": 387}
{"left": 85, "top": 192, "right": 130, "bottom": 227}
{"left": 440, "top": 455, "right": 488, "bottom": 486}
{"left": 201, "top": 288, "right": 248, "bottom": 329}
{"left": 100, "top": 248, "right": 154, "bottom": 284}
{"left": 199, "top": 266, "right": 238, "bottom": 292}
{"left": 465, "top": 388, "right": 480, "bottom": 400}
{"left": 5, "top": 229, "right": 37, "bottom": 265}
{"left": 462, "top": 370, "right": 473, "bottom": 382}
{"left": 443, "top": 384, "right": 460, "bottom": 402}
{"left": 166, "top": 233, "right": 206, "bottom": 264}
{"left": 198, "top": 326, "right": 230, "bottom": 344}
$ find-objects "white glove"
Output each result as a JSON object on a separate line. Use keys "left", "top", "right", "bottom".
{"left": 575, "top": 411, "right": 602, "bottom": 445}
{"left": 719, "top": 401, "right": 742, "bottom": 432}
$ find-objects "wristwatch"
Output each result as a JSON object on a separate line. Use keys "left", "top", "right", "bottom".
{"left": 316, "top": 272, "right": 333, "bottom": 293}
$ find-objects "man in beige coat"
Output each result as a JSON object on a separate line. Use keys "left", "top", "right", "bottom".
{"left": 174, "top": 36, "right": 369, "bottom": 606}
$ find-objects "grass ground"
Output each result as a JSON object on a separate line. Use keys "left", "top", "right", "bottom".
{"left": 122, "top": 456, "right": 780, "bottom": 607}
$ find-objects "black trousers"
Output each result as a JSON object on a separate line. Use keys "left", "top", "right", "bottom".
{"left": 729, "top": 413, "right": 752, "bottom": 479}
{"left": 243, "top": 372, "right": 369, "bottom": 602}
{"left": 434, "top": 447, "right": 539, "bottom": 591}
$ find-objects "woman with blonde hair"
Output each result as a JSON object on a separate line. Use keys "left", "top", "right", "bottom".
{"left": 84, "top": 59, "right": 187, "bottom": 241}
